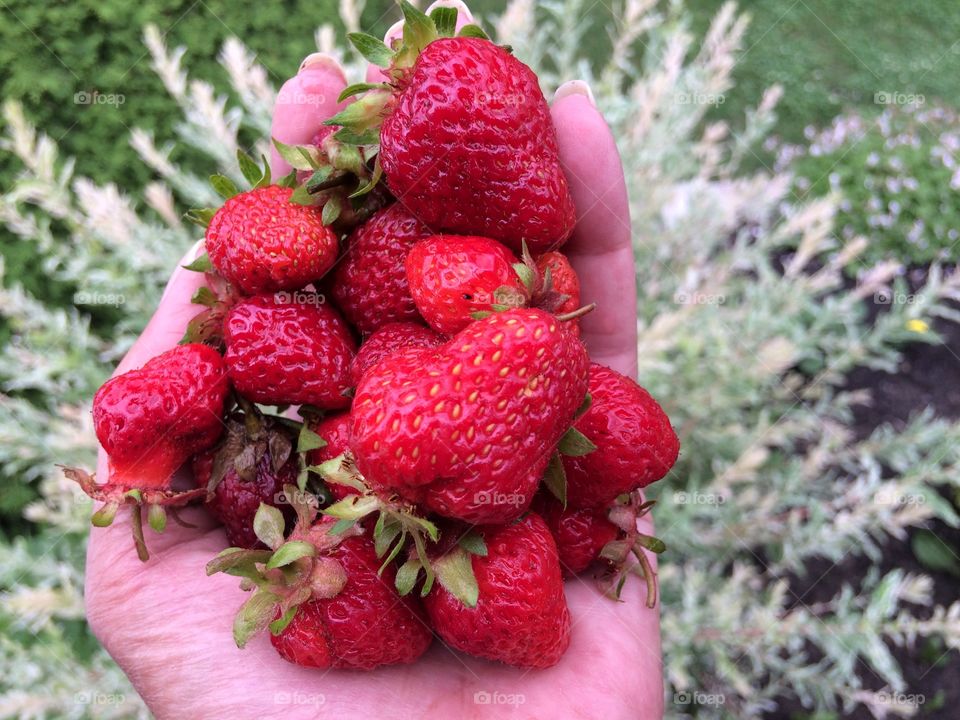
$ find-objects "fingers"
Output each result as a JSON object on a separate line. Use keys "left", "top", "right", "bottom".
{"left": 269, "top": 54, "right": 349, "bottom": 176}
{"left": 551, "top": 82, "right": 638, "bottom": 379}
{"left": 365, "top": 0, "right": 476, "bottom": 82}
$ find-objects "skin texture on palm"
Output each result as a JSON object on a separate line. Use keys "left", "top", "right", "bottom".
{"left": 84, "top": 5, "right": 663, "bottom": 717}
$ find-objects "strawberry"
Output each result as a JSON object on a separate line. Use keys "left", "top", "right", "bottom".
{"left": 423, "top": 513, "right": 570, "bottom": 668}
{"left": 205, "top": 185, "right": 339, "bottom": 295}
{"left": 307, "top": 411, "right": 355, "bottom": 501}
{"left": 350, "top": 308, "right": 589, "bottom": 524}
{"left": 535, "top": 493, "right": 617, "bottom": 576}
{"left": 208, "top": 495, "right": 432, "bottom": 670}
{"left": 334, "top": 18, "right": 576, "bottom": 255}
{"left": 563, "top": 363, "right": 679, "bottom": 509}
{"left": 329, "top": 203, "right": 432, "bottom": 335}
{"left": 64, "top": 343, "right": 229, "bottom": 560}
{"left": 224, "top": 293, "right": 356, "bottom": 408}
{"left": 536, "top": 251, "right": 580, "bottom": 334}
{"left": 405, "top": 235, "right": 529, "bottom": 335}
{"left": 192, "top": 412, "right": 298, "bottom": 549}
{"left": 270, "top": 535, "right": 432, "bottom": 669}
{"left": 350, "top": 321, "right": 442, "bottom": 385}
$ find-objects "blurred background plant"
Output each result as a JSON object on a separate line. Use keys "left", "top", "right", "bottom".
{"left": 1, "top": 0, "right": 959, "bottom": 718}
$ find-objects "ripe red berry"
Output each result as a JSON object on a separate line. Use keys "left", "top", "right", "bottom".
{"left": 424, "top": 513, "right": 570, "bottom": 668}
{"left": 224, "top": 293, "right": 356, "bottom": 408}
{"left": 307, "top": 411, "right": 355, "bottom": 501}
{"left": 536, "top": 494, "right": 618, "bottom": 576}
{"left": 93, "top": 343, "right": 228, "bottom": 489}
{"left": 271, "top": 535, "right": 432, "bottom": 669}
{"left": 379, "top": 37, "right": 576, "bottom": 255}
{"left": 564, "top": 363, "right": 679, "bottom": 509}
{"left": 350, "top": 308, "right": 589, "bottom": 523}
{"left": 406, "top": 235, "right": 529, "bottom": 335}
{"left": 536, "top": 251, "right": 580, "bottom": 334}
{"left": 205, "top": 185, "right": 339, "bottom": 295}
{"left": 329, "top": 203, "right": 432, "bottom": 335}
{"left": 350, "top": 322, "right": 442, "bottom": 386}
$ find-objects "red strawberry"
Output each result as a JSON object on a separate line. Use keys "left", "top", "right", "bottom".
{"left": 536, "top": 494, "right": 618, "bottom": 576}
{"left": 350, "top": 308, "right": 589, "bottom": 524}
{"left": 374, "top": 37, "right": 576, "bottom": 255}
{"left": 92, "top": 343, "right": 228, "bottom": 490}
{"left": 405, "top": 235, "right": 528, "bottom": 335}
{"left": 329, "top": 204, "right": 432, "bottom": 335}
{"left": 350, "top": 321, "right": 442, "bottom": 385}
{"left": 536, "top": 251, "right": 580, "bottom": 335}
{"left": 205, "top": 185, "right": 339, "bottom": 295}
{"left": 307, "top": 411, "right": 355, "bottom": 501}
{"left": 424, "top": 513, "right": 570, "bottom": 668}
{"left": 271, "top": 535, "right": 432, "bottom": 669}
{"left": 64, "top": 343, "right": 229, "bottom": 560}
{"left": 209, "top": 498, "right": 432, "bottom": 671}
{"left": 564, "top": 363, "right": 679, "bottom": 509}
{"left": 224, "top": 293, "right": 356, "bottom": 408}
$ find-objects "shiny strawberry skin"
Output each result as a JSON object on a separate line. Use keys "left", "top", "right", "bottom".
{"left": 329, "top": 203, "right": 432, "bottom": 335}
{"left": 307, "top": 411, "right": 354, "bottom": 501}
{"left": 564, "top": 363, "right": 680, "bottom": 509}
{"left": 270, "top": 535, "right": 432, "bottom": 669}
{"left": 424, "top": 513, "right": 570, "bottom": 668}
{"left": 406, "top": 235, "right": 528, "bottom": 335}
{"left": 192, "top": 449, "right": 297, "bottom": 549}
{"left": 350, "top": 322, "right": 442, "bottom": 386}
{"left": 536, "top": 494, "right": 618, "bottom": 576}
{"left": 92, "top": 344, "right": 228, "bottom": 489}
{"left": 224, "top": 293, "right": 356, "bottom": 409}
{"left": 350, "top": 309, "right": 589, "bottom": 524}
{"left": 205, "top": 185, "right": 339, "bottom": 295}
{"left": 380, "top": 37, "right": 576, "bottom": 255}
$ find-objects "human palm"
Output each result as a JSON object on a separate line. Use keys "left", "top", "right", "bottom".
{"left": 84, "top": 4, "right": 663, "bottom": 717}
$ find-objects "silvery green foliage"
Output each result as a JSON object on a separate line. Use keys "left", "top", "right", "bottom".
{"left": 0, "top": 1, "right": 958, "bottom": 718}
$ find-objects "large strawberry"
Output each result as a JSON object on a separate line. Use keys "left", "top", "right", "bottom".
{"left": 423, "top": 513, "right": 570, "bottom": 668}
{"left": 208, "top": 496, "right": 432, "bottom": 670}
{"left": 332, "top": 9, "right": 576, "bottom": 255}
{"left": 350, "top": 308, "right": 589, "bottom": 524}
{"left": 224, "top": 293, "right": 356, "bottom": 408}
{"left": 563, "top": 363, "right": 680, "bottom": 509}
{"left": 350, "top": 321, "right": 442, "bottom": 385}
{"left": 406, "top": 235, "right": 529, "bottom": 335}
{"left": 329, "top": 203, "right": 432, "bottom": 335}
{"left": 205, "top": 185, "right": 339, "bottom": 295}
{"left": 64, "top": 343, "right": 229, "bottom": 559}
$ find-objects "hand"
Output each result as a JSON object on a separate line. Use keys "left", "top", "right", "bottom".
{"left": 85, "top": 3, "right": 662, "bottom": 718}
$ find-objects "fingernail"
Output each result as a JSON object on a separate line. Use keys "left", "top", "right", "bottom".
{"left": 554, "top": 80, "right": 596, "bottom": 107}
{"left": 161, "top": 239, "right": 205, "bottom": 304}
{"left": 298, "top": 52, "right": 346, "bottom": 82}
{"left": 425, "top": 0, "right": 474, "bottom": 23}
{"left": 384, "top": 19, "right": 405, "bottom": 45}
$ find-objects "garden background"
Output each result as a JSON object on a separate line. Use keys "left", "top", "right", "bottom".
{"left": 1, "top": 0, "right": 959, "bottom": 718}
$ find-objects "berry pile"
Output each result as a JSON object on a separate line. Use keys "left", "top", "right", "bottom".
{"left": 66, "top": 3, "right": 679, "bottom": 671}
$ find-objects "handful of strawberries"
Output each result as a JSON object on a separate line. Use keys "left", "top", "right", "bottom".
{"left": 66, "top": 2, "right": 679, "bottom": 672}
